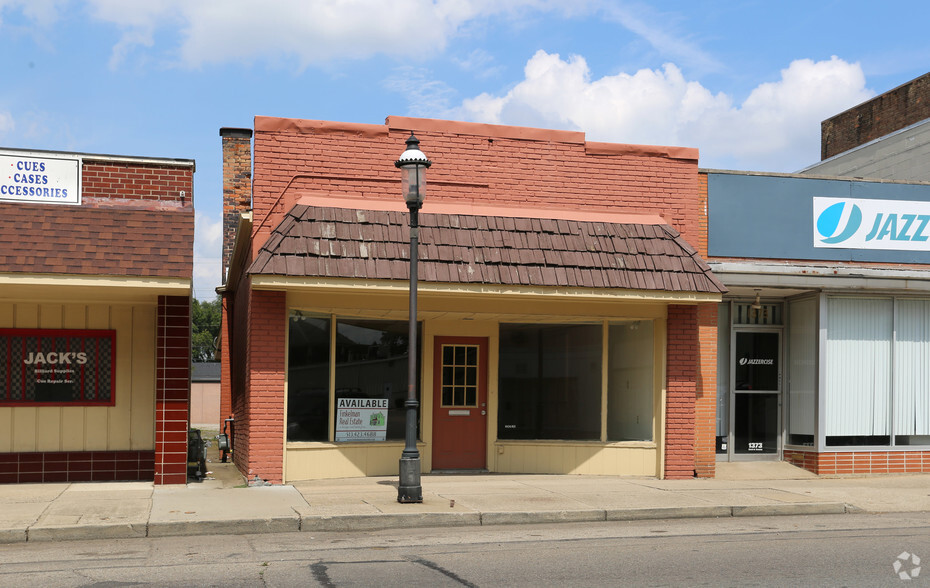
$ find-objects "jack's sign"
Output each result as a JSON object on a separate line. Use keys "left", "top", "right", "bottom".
{"left": 0, "top": 329, "right": 115, "bottom": 405}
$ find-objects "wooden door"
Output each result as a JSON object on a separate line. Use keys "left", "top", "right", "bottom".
{"left": 431, "top": 337, "right": 488, "bottom": 469}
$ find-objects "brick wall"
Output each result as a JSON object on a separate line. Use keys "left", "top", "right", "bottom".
{"left": 693, "top": 303, "right": 717, "bottom": 478}
{"left": 219, "top": 295, "right": 233, "bottom": 431}
{"left": 785, "top": 449, "right": 930, "bottom": 475}
{"left": 154, "top": 295, "right": 191, "bottom": 485}
{"left": 82, "top": 160, "right": 193, "bottom": 207}
{"left": 221, "top": 128, "right": 253, "bottom": 282}
{"left": 238, "top": 289, "right": 286, "bottom": 484}
{"left": 665, "top": 304, "right": 698, "bottom": 479}
{"left": 251, "top": 117, "right": 701, "bottom": 258}
{"left": 822, "top": 72, "right": 930, "bottom": 159}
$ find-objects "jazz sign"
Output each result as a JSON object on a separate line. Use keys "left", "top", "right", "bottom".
{"left": 814, "top": 197, "right": 930, "bottom": 251}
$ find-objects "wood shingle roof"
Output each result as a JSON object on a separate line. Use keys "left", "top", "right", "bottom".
{"left": 249, "top": 204, "right": 725, "bottom": 293}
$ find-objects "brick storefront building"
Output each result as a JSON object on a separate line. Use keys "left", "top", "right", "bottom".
{"left": 0, "top": 148, "right": 194, "bottom": 484}
{"left": 218, "top": 116, "right": 724, "bottom": 484}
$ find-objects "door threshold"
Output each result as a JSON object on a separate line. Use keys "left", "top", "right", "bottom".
{"left": 429, "top": 469, "right": 490, "bottom": 475}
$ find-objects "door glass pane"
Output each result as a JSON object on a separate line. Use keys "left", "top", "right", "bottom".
{"left": 441, "top": 344, "right": 479, "bottom": 407}
{"left": 734, "top": 393, "right": 778, "bottom": 454}
{"left": 734, "top": 332, "right": 779, "bottom": 391}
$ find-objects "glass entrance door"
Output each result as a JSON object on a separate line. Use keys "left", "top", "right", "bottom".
{"left": 731, "top": 330, "right": 781, "bottom": 459}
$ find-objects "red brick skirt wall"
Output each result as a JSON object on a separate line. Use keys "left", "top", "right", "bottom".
{"left": 785, "top": 449, "right": 930, "bottom": 475}
{"left": 0, "top": 450, "right": 155, "bottom": 484}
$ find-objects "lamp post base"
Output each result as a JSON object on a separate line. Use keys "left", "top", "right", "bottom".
{"left": 397, "top": 456, "right": 423, "bottom": 503}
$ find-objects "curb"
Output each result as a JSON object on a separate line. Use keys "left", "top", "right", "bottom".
{"left": 1, "top": 501, "right": 853, "bottom": 544}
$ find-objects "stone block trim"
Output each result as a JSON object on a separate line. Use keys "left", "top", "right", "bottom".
{"left": 665, "top": 304, "right": 698, "bottom": 479}
{"left": 155, "top": 295, "right": 191, "bottom": 485}
{"left": 785, "top": 449, "right": 930, "bottom": 475}
{"left": 822, "top": 72, "right": 930, "bottom": 159}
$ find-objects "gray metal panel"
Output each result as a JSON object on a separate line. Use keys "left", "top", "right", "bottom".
{"left": 708, "top": 172, "right": 930, "bottom": 264}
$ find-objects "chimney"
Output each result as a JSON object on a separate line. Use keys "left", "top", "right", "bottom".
{"left": 219, "top": 127, "right": 253, "bottom": 284}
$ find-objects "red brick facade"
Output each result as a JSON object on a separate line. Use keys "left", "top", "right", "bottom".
{"left": 785, "top": 449, "right": 930, "bottom": 475}
{"left": 232, "top": 289, "right": 286, "bottom": 484}
{"left": 665, "top": 304, "right": 697, "bottom": 479}
{"left": 224, "top": 116, "right": 718, "bottom": 482}
{"left": 155, "top": 295, "right": 192, "bottom": 485}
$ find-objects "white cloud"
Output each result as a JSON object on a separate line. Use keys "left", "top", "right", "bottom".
{"left": 193, "top": 209, "right": 223, "bottom": 300}
{"left": 84, "top": 0, "right": 559, "bottom": 69}
{"left": 457, "top": 52, "right": 873, "bottom": 171}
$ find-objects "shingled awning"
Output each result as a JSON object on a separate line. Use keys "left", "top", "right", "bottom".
{"left": 248, "top": 204, "right": 725, "bottom": 294}
{"left": 0, "top": 202, "right": 194, "bottom": 279}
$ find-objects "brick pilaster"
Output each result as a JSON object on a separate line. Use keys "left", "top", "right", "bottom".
{"left": 693, "top": 303, "right": 718, "bottom": 478}
{"left": 155, "top": 295, "right": 191, "bottom": 485}
{"left": 665, "top": 304, "right": 697, "bottom": 479}
{"left": 242, "top": 289, "right": 286, "bottom": 484}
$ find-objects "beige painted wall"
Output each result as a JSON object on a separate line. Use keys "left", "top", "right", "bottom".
{"left": 0, "top": 300, "right": 156, "bottom": 453}
{"left": 282, "top": 289, "right": 671, "bottom": 482}
{"left": 190, "top": 382, "right": 220, "bottom": 429}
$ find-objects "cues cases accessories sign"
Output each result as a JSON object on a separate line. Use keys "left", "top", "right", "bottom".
{"left": 0, "top": 329, "right": 115, "bottom": 406}
{"left": 0, "top": 151, "right": 81, "bottom": 205}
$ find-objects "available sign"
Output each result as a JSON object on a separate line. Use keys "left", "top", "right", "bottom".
{"left": 335, "top": 397, "right": 389, "bottom": 442}
{"left": 0, "top": 329, "right": 115, "bottom": 405}
{"left": 0, "top": 151, "right": 80, "bottom": 205}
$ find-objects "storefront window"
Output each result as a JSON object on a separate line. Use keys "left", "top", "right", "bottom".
{"left": 335, "top": 319, "right": 417, "bottom": 442}
{"left": 787, "top": 297, "right": 816, "bottom": 446}
{"left": 894, "top": 300, "right": 930, "bottom": 446}
{"left": 825, "top": 297, "right": 892, "bottom": 446}
{"left": 287, "top": 315, "right": 330, "bottom": 442}
{"left": 498, "top": 324, "right": 601, "bottom": 440}
{"left": 287, "top": 314, "right": 419, "bottom": 443}
{"left": 607, "top": 321, "right": 654, "bottom": 441}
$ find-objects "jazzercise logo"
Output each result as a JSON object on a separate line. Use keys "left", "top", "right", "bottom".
{"left": 738, "top": 358, "right": 774, "bottom": 366}
{"left": 814, "top": 197, "right": 930, "bottom": 251}
{"left": 816, "top": 201, "right": 862, "bottom": 244}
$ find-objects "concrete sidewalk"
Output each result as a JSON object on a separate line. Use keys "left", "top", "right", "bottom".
{"left": 2, "top": 461, "right": 930, "bottom": 544}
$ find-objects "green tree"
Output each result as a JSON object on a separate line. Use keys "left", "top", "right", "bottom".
{"left": 192, "top": 296, "right": 222, "bottom": 362}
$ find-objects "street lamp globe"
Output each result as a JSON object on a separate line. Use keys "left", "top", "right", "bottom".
{"left": 395, "top": 133, "right": 432, "bottom": 209}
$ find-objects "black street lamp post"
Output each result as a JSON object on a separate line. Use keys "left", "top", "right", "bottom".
{"left": 395, "top": 132, "right": 431, "bottom": 503}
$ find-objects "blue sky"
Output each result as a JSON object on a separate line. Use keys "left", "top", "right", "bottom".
{"left": 1, "top": 1, "right": 928, "bottom": 299}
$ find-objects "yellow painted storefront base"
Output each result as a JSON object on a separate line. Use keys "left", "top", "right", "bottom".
{"left": 284, "top": 441, "right": 656, "bottom": 482}
{"left": 0, "top": 292, "right": 164, "bottom": 454}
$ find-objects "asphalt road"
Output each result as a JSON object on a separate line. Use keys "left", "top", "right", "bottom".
{"left": 1, "top": 512, "right": 928, "bottom": 587}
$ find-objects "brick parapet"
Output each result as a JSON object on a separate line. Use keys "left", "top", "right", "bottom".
{"left": 822, "top": 72, "right": 930, "bottom": 159}
{"left": 221, "top": 128, "right": 253, "bottom": 283}
{"left": 250, "top": 118, "right": 701, "bottom": 260}
{"left": 82, "top": 160, "right": 193, "bottom": 208}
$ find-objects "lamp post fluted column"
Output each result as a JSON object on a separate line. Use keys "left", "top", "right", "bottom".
{"left": 395, "top": 133, "right": 431, "bottom": 503}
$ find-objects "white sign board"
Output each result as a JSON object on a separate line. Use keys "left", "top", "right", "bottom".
{"left": 335, "top": 397, "right": 389, "bottom": 442}
{"left": 0, "top": 152, "right": 80, "bottom": 205}
{"left": 814, "top": 196, "right": 930, "bottom": 251}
